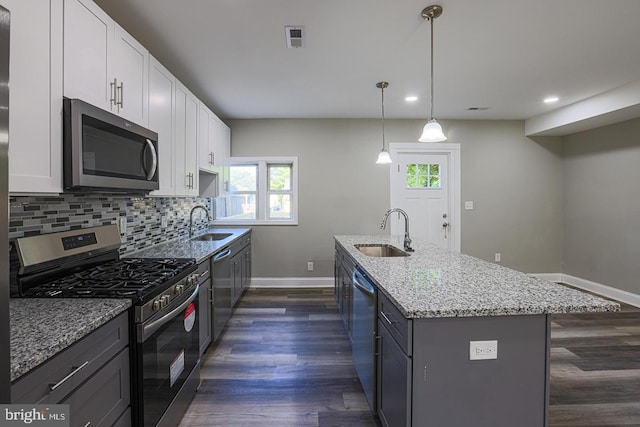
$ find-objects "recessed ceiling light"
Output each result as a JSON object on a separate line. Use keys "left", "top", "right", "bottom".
{"left": 544, "top": 96, "right": 559, "bottom": 104}
{"left": 405, "top": 96, "right": 418, "bottom": 102}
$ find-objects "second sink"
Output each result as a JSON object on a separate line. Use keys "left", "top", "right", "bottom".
{"left": 355, "top": 244, "right": 409, "bottom": 257}
{"left": 191, "top": 233, "right": 233, "bottom": 242}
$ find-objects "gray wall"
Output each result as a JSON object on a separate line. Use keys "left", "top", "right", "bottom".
{"left": 229, "top": 118, "right": 564, "bottom": 278}
{"left": 563, "top": 117, "right": 640, "bottom": 295}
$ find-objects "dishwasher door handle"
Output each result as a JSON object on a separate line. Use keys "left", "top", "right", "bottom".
{"left": 352, "top": 269, "right": 375, "bottom": 297}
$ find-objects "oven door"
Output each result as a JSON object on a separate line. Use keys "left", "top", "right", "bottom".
{"left": 137, "top": 284, "right": 200, "bottom": 427}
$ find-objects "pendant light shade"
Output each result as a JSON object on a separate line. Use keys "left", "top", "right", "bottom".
{"left": 375, "top": 81, "right": 392, "bottom": 164}
{"left": 419, "top": 119, "right": 447, "bottom": 142}
{"left": 419, "top": 5, "right": 447, "bottom": 143}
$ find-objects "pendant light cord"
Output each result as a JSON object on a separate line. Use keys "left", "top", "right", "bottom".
{"left": 430, "top": 15, "right": 435, "bottom": 120}
{"left": 381, "top": 85, "right": 386, "bottom": 151}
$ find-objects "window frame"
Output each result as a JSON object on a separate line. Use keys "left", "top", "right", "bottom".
{"left": 213, "top": 156, "right": 298, "bottom": 226}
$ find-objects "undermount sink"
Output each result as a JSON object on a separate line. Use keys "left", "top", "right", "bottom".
{"left": 191, "top": 232, "right": 233, "bottom": 242}
{"left": 355, "top": 244, "right": 409, "bottom": 257}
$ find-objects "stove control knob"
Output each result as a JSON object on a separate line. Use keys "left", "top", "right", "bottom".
{"left": 175, "top": 284, "right": 184, "bottom": 295}
{"left": 161, "top": 295, "right": 171, "bottom": 307}
{"left": 189, "top": 274, "right": 199, "bottom": 285}
{"left": 152, "top": 300, "right": 161, "bottom": 311}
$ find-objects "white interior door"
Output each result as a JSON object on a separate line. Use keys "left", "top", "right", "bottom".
{"left": 390, "top": 143, "right": 461, "bottom": 251}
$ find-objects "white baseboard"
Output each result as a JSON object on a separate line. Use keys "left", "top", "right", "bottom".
{"left": 529, "top": 273, "right": 563, "bottom": 283}
{"left": 530, "top": 272, "right": 640, "bottom": 308}
{"left": 249, "top": 277, "right": 334, "bottom": 288}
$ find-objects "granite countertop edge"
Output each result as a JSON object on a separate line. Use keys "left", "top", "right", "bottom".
{"left": 10, "top": 298, "right": 132, "bottom": 382}
{"left": 334, "top": 235, "right": 621, "bottom": 319}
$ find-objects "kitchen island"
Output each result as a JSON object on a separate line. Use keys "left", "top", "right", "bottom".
{"left": 334, "top": 235, "right": 619, "bottom": 427}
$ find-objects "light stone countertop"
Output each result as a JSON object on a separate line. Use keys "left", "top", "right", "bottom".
{"left": 10, "top": 298, "right": 131, "bottom": 382}
{"left": 128, "top": 228, "right": 251, "bottom": 263}
{"left": 335, "top": 235, "right": 620, "bottom": 319}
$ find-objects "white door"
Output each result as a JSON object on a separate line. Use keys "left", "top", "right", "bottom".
{"left": 390, "top": 143, "right": 461, "bottom": 251}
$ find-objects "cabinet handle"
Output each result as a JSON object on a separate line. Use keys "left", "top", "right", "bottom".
{"left": 49, "top": 361, "right": 89, "bottom": 391}
{"left": 380, "top": 310, "right": 396, "bottom": 325}
{"left": 109, "top": 78, "right": 117, "bottom": 106}
{"left": 83, "top": 422, "right": 91, "bottom": 427}
{"left": 117, "top": 81, "right": 124, "bottom": 108}
{"left": 375, "top": 335, "right": 382, "bottom": 356}
{"left": 209, "top": 152, "right": 214, "bottom": 165}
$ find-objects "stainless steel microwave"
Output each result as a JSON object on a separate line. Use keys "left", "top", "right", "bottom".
{"left": 63, "top": 98, "right": 159, "bottom": 193}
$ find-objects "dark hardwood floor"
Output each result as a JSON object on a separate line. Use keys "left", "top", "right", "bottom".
{"left": 179, "top": 288, "right": 640, "bottom": 426}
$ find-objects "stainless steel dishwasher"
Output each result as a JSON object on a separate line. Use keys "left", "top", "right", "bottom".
{"left": 212, "top": 246, "right": 232, "bottom": 341}
{"left": 352, "top": 267, "right": 377, "bottom": 413}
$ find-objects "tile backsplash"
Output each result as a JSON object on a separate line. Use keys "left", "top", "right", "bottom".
{"left": 9, "top": 194, "right": 212, "bottom": 255}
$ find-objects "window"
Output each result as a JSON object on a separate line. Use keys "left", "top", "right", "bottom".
{"left": 406, "top": 163, "right": 441, "bottom": 188}
{"left": 214, "top": 157, "right": 298, "bottom": 225}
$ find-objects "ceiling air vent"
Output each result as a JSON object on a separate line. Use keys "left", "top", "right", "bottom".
{"left": 285, "top": 26, "right": 304, "bottom": 48}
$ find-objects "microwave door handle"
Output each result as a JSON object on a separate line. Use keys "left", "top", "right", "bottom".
{"left": 145, "top": 139, "right": 158, "bottom": 181}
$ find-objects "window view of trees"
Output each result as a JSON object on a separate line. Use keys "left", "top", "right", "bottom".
{"left": 406, "top": 163, "right": 440, "bottom": 188}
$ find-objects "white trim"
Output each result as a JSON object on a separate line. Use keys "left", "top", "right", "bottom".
{"left": 529, "top": 273, "right": 640, "bottom": 308}
{"left": 561, "top": 274, "right": 640, "bottom": 308}
{"left": 388, "top": 142, "right": 461, "bottom": 252}
{"left": 529, "top": 273, "right": 563, "bottom": 283}
{"left": 249, "top": 277, "right": 334, "bottom": 288}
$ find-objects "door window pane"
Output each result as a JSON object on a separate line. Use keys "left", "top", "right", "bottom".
{"left": 406, "top": 163, "right": 441, "bottom": 188}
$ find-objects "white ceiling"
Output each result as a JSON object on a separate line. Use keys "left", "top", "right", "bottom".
{"left": 95, "top": 0, "right": 640, "bottom": 121}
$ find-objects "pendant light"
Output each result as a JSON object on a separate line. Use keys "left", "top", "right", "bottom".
{"left": 375, "top": 81, "right": 392, "bottom": 164}
{"left": 419, "top": 5, "right": 447, "bottom": 142}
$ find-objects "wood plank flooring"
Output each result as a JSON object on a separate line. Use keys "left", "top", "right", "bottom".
{"left": 179, "top": 288, "right": 378, "bottom": 427}
{"left": 179, "top": 288, "right": 640, "bottom": 427}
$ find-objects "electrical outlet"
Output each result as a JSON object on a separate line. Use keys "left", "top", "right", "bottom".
{"left": 464, "top": 201, "right": 474, "bottom": 210}
{"left": 495, "top": 253, "right": 501, "bottom": 262}
{"left": 307, "top": 261, "right": 314, "bottom": 271}
{"left": 161, "top": 216, "right": 168, "bottom": 228}
{"left": 469, "top": 340, "right": 498, "bottom": 360}
{"left": 118, "top": 217, "right": 127, "bottom": 235}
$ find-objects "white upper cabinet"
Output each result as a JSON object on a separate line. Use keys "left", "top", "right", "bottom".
{"left": 63, "top": 0, "right": 148, "bottom": 125}
{"left": 7, "top": 0, "right": 64, "bottom": 193}
{"left": 175, "top": 82, "right": 199, "bottom": 197}
{"left": 198, "top": 102, "right": 230, "bottom": 196}
{"left": 148, "top": 56, "right": 176, "bottom": 197}
{"left": 198, "top": 104, "right": 214, "bottom": 173}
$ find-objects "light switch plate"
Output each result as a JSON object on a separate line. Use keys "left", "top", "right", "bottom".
{"left": 161, "top": 216, "right": 168, "bottom": 228}
{"left": 470, "top": 340, "right": 498, "bottom": 360}
{"left": 118, "top": 217, "right": 127, "bottom": 235}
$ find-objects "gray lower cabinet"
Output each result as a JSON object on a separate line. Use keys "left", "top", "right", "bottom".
{"left": 377, "top": 318, "right": 411, "bottom": 427}
{"left": 197, "top": 259, "right": 212, "bottom": 355}
{"left": 12, "top": 311, "right": 131, "bottom": 426}
{"left": 334, "top": 244, "right": 353, "bottom": 338}
{"left": 230, "top": 233, "right": 251, "bottom": 307}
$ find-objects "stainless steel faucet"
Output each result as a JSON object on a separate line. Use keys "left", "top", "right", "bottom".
{"left": 380, "top": 208, "right": 414, "bottom": 252}
{"left": 189, "top": 205, "right": 212, "bottom": 238}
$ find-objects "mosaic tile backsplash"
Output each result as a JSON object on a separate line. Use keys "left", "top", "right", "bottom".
{"left": 9, "top": 194, "right": 213, "bottom": 256}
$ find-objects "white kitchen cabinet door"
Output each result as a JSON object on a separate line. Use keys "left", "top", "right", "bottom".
{"left": 63, "top": 0, "right": 113, "bottom": 112}
{"left": 148, "top": 57, "right": 176, "bottom": 197}
{"left": 8, "top": 0, "right": 64, "bottom": 193}
{"left": 198, "top": 103, "right": 215, "bottom": 173}
{"left": 210, "top": 114, "right": 231, "bottom": 194}
{"left": 111, "top": 25, "right": 149, "bottom": 125}
{"left": 63, "top": 0, "right": 149, "bottom": 125}
{"left": 175, "top": 82, "right": 199, "bottom": 197}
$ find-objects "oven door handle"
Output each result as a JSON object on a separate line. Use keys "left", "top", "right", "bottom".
{"left": 141, "top": 283, "right": 199, "bottom": 342}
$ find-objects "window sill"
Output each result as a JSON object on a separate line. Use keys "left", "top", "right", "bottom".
{"left": 212, "top": 219, "right": 298, "bottom": 226}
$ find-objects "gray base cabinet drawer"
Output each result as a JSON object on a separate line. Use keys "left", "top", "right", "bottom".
{"left": 64, "top": 348, "right": 130, "bottom": 427}
{"left": 378, "top": 292, "right": 413, "bottom": 355}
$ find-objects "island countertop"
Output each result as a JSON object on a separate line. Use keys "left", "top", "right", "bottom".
{"left": 334, "top": 235, "right": 620, "bottom": 319}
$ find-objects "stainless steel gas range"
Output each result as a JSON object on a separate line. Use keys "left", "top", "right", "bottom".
{"left": 11, "top": 224, "right": 201, "bottom": 427}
